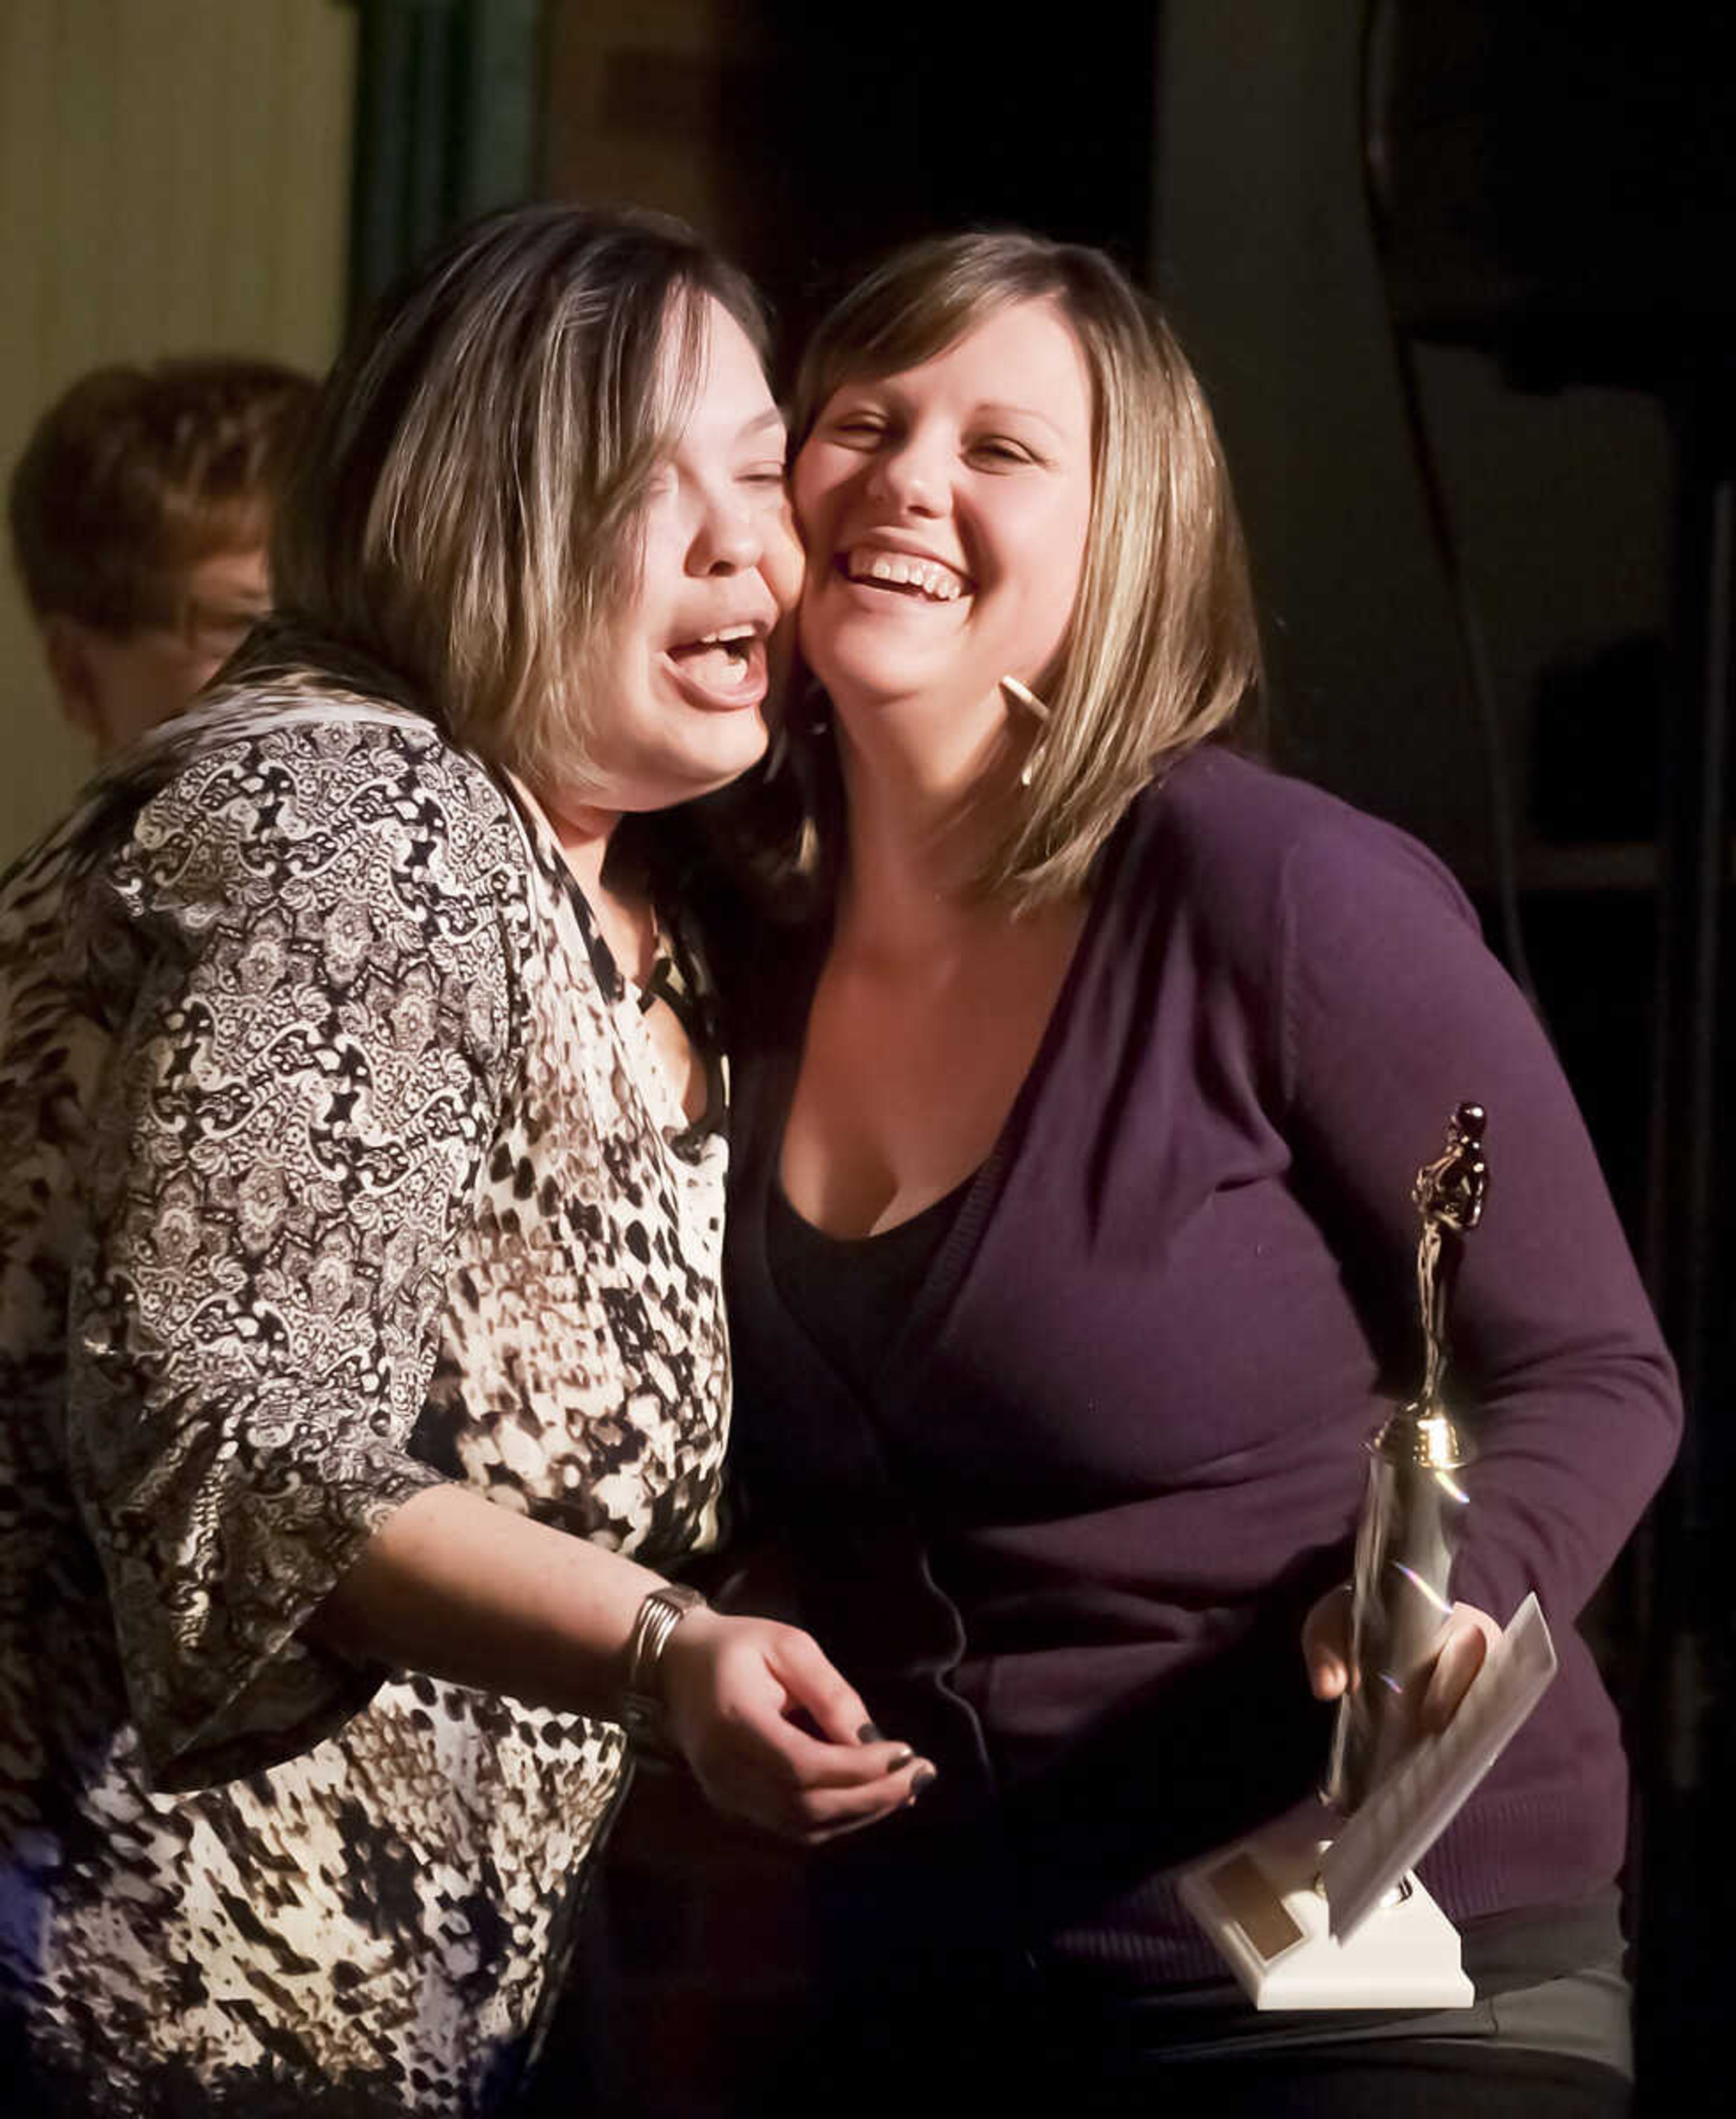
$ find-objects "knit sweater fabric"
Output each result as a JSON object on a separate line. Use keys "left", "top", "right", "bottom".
{"left": 722, "top": 744, "right": 1681, "bottom": 1997}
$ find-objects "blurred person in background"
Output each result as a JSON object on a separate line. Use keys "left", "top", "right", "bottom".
{"left": 8, "top": 356, "right": 313, "bottom": 755}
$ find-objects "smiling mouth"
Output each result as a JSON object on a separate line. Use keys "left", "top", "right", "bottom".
{"left": 663, "top": 625, "right": 769, "bottom": 708}
{"left": 840, "top": 546, "right": 971, "bottom": 604}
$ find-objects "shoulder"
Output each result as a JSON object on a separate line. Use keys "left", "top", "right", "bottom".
{"left": 131, "top": 684, "right": 520, "bottom": 859}
{"left": 111, "top": 686, "right": 532, "bottom": 941}
{"left": 1113, "top": 744, "right": 1477, "bottom": 952}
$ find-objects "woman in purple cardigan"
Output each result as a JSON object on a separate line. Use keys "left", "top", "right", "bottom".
{"left": 704, "top": 233, "right": 1679, "bottom": 2115}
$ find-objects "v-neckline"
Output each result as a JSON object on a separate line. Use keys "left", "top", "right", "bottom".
{"left": 753, "top": 802, "right": 1134, "bottom": 1414}
{"left": 495, "top": 771, "right": 716, "bottom": 1152}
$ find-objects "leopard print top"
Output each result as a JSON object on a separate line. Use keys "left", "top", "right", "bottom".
{"left": 0, "top": 655, "right": 730, "bottom": 2115}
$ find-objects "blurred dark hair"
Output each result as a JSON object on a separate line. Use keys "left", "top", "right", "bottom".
{"left": 9, "top": 357, "right": 313, "bottom": 635}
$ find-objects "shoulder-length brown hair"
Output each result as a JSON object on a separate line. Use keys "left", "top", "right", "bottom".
{"left": 271, "top": 203, "right": 768, "bottom": 791}
{"left": 768, "top": 229, "right": 1260, "bottom": 913}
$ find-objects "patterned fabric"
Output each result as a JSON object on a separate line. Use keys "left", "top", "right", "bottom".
{"left": 0, "top": 649, "right": 730, "bottom": 2115}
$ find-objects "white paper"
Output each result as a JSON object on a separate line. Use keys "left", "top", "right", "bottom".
{"left": 1320, "top": 1591, "right": 1558, "bottom": 1941}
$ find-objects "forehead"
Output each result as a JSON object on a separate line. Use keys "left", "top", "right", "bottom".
{"left": 838, "top": 298, "right": 1093, "bottom": 435}
{"left": 662, "top": 295, "right": 780, "bottom": 441}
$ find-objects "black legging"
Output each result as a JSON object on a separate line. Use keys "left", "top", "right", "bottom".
{"left": 737, "top": 1995, "right": 1631, "bottom": 2119}
{"left": 1085, "top": 2042, "right": 1628, "bottom": 2119}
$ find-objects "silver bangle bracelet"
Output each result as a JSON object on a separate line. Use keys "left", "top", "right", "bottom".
{"left": 619, "top": 1581, "right": 707, "bottom": 1750}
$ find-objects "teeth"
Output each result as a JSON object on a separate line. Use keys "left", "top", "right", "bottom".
{"left": 849, "top": 546, "right": 964, "bottom": 603}
{"left": 698, "top": 624, "right": 756, "bottom": 645}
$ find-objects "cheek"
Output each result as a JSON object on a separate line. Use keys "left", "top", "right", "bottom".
{"left": 1021, "top": 498, "right": 1092, "bottom": 626}
{"left": 791, "top": 448, "right": 848, "bottom": 551}
{"left": 626, "top": 514, "right": 680, "bottom": 628}
{"left": 766, "top": 501, "right": 805, "bottom": 613}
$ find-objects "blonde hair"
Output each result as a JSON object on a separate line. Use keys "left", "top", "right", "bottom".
{"left": 785, "top": 230, "right": 1261, "bottom": 910}
{"left": 272, "top": 203, "right": 768, "bottom": 788}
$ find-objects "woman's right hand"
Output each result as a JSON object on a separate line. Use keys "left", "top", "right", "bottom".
{"left": 1302, "top": 1582, "right": 1503, "bottom": 1735}
{"left": 657, "top": 1607, "right": 933, "bottom": 1844}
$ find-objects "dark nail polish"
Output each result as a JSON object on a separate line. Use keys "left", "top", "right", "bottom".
{"left": 858, "top": 1721, "right": 884, "bottom": 1743}
{"left": 908, "top": 1767, "right": 936, "bottom": 1801}
{"left": 889, "top": 1748, "right": 914, "bottom": 1771}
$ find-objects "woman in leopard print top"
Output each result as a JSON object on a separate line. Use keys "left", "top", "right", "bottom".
{"left": 0, "top": 207, "right": 926, "bottom": 2118}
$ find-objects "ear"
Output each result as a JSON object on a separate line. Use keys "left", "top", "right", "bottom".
{"left": 40, "top": 614, "right": 103, "bottom": 739}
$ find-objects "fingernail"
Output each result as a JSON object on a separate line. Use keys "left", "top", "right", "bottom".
{"left": 889, "top": 1747, "right": 914, "bottom": 1770}
{"left": 858, "top": 1721, "right": 884, "bottom": 1743}
{"left": 907, "top": 1766, "right": 937, "bottom": 1805}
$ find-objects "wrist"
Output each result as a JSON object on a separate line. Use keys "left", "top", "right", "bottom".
{"left": 618, "top": 1581, "right": 708, "bottom": 1753}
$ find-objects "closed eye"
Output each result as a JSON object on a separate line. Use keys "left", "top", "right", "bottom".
{"left": 968, "top": 437, "right": 1042, "bottom": 468}
{"left": 825, "top": 414, "right": 892, "bottom": 448}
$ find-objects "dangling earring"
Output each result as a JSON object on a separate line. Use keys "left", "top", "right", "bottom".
{"left": 763, "top": 680, "right": 831, "bottom": 783}
{"left": 791, "top": 679, "right": 835, "bottom": 880}
{"left": 1000, "top": 675, "right": 1052, "bottom": 789}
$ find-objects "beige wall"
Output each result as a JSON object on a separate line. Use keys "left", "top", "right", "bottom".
{"left": 0, "top": 0, "right": 357, "bottom": 862}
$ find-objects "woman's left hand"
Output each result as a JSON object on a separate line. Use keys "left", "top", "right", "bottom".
{"left": 1302, "top": 1584, "right": 1504, "bottom": 1735}
{"left": 657, "top": 1607, "right": 930, "bottom": 1845}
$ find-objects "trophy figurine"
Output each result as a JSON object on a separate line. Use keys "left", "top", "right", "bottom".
{"left": 1180, "top": 1103, "right": 1560, "bottom": 2008}
{"left": 1325, "top": 1102, "right": 1486, "bottom": 1814}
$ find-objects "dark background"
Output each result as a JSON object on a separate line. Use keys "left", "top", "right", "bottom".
{"left": 350, "top": 2, "right": 1732, "bottom": 2100}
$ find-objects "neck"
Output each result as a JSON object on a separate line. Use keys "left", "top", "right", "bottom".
{"left": 520, "top": 777, "right": 620, "bottom": 901}
{"left": 831, "top": 686, "right": 1025, "bottom": 956}
{"left": 517, "top": 772, "right": 660, "bottom": 961}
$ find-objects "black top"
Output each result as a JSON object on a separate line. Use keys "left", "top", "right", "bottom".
{"left": 766, "top": 1179, "right": 971, "bottom": 1391}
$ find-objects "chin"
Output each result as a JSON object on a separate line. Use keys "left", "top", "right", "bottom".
{"left": 823, "top": 663, "right": 950, "bottom": 715}
{"left": 649, "top": 719, "right": 770, "bottom": 807}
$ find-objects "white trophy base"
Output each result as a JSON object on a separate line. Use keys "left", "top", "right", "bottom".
{"left": 1180, "top": 1595, "right": 1559, "bottom": 2011}
{"left": 1178, "top": 1799, "right": 1473, "bottom": 2011}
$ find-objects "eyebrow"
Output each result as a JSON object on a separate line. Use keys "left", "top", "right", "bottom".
{"left": 972, "top": 400, "right": 1070, "bottom": 440}
{"left": 739, "top": 409, "right": 788, "bottom": 442}
{"left": 848, "top": 381, "right": 1071, "bottom": 443}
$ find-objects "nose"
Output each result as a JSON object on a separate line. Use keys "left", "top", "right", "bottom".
{"left": 868, "top": 432, "right": 945, "bottom": 517}
{"left": 690, "top": 489, "right": 763, "bottom": 575}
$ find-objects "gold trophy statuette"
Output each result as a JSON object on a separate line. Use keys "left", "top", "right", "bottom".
{"left": 1326, "top": 1102, "right": 1488, "bottom": 1815}
{"left": 1183, "top": 1099, "right": 1552, "bottom": 2007}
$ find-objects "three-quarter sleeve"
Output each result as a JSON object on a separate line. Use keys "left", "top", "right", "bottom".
{"left": 64, "top": 725, "right": 524, "bottom": 1788}
{"left": 1272, "top": 813, "right": 1681, "bottom": 1632}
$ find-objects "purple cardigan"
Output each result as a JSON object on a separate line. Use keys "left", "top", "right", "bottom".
{"left": 722, "top": 745, "right": 1680, "bottom": 1994}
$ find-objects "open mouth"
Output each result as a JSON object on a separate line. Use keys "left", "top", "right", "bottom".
{"left": 840, "top": 545, "right": 971, "bottom": 605}
{"left": 663, "top": 624, "right": 768, "bottom": 706}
